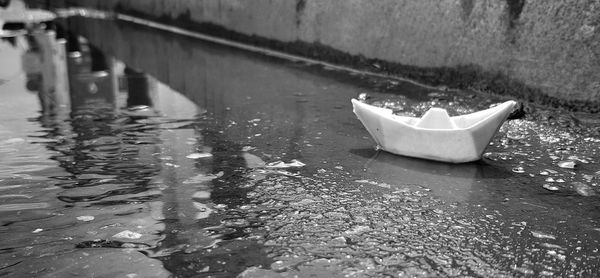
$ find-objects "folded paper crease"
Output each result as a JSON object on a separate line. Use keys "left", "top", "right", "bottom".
{"left": 351, "top": 99, "right": 517, "bottom": 163}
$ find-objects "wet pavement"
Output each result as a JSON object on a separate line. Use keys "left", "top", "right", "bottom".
{"left": 1, "top": 5, "right": 600, "bottom": 278}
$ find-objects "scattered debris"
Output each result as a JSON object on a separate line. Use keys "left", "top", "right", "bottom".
{"left": 183, "top": 172, "right": 224, "bottom": 184}
{"left": 241, "top": 146, "right": 256, "bottom": 152}
{"left": 531, "top": 231, "right": 556, "bottom": 240}
{"left": 76, "top": 215, "right": 95, "bottom": 222}
{"left": 573, "top": 182, "right": 595, "bottom": 197}
{"left": 558, "top": 160, "right": 576, "bottom": 169}
{"left": 265, "top": 159, "right": 305, "bottom": 168}
{"left": 186, "top": 153, "right": 213, "bottom": 159}
{"left": 512, "top": 166, "right": 525, "bottom": 173}
{"left": 357, "top": 93, "right": 370, "bottom": 101}
{"left": 113, "top": 230, "right": 142, "bottom": 240}
{"left": 542, "top": 184, "right": 560, "bottom": 191}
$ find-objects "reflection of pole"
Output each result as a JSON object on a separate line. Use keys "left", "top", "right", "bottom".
{"left": 52, "top": 33, "right": 70, "bottom": 113}
{"left": 27, "top": 30, "right": 70, "bottom": 115}
{"left": 65, "top": 38, "right": 116, "bottom": 111}
{"left": 124, "top": 67, "right": 153, "bottom": 108}
{"left": 65, "top": 31, "right": 81, "bottom": 56}
{"left": 89, "top": 44, "right": 108, "bottom": 72}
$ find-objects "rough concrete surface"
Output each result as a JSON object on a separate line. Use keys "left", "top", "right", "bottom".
{"left": 29, "top": 0, "right": 600, "bottom": 111}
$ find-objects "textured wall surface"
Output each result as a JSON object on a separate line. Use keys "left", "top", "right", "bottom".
{"left": 36, "top": 0, "right": 600, "bottom": 111}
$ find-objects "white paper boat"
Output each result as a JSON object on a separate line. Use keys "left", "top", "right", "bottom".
{"left": 351, "top": 99, "right": 517, "bottom": 163}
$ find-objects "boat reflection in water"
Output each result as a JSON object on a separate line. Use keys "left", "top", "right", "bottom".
{"left": 354, "top": 148, "right": 511, "bottom": 202}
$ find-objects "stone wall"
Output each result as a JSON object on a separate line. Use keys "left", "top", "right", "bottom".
{"left": 30, "top": 0, "right": 600, "bottom": 112}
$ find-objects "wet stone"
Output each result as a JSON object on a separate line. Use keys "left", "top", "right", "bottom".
{"left": 76, "top": 215, "right": 95, "bottom": 222}
{"left": 531, "top": 231, "right": 556, "bottom": 240}
{"left": 357, "top": 93, "right": 370, "bottom": 101}
{"left": 573, "top": 182, "right": 595, "bottom": 196}
{"left": 558, "top": 160, "right": 577, "bottom": 169}
{"left": 324, "top": 236, "right": 347, "bottom": 248}
{"left": 512, "top": 166, "right": 525, "bottom": 173}
{"left": 113, "top": 230, "right": 143, "bottom": 240}
{"left": 542, "top": 184, "right": 560, "bottom": 191}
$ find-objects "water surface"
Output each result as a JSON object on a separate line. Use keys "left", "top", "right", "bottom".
{"left": 0, "top": 10, "right": 599, "bottom": 277}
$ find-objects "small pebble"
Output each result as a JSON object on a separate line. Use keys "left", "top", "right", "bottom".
{"left": 558, "top": 161, "right": 576, "bottom": 169}
{"left": 543, "top": 184, "right": 559, "bottom": 191}
{"left": 76, "top": 215, "right": 95, "bottom": 222}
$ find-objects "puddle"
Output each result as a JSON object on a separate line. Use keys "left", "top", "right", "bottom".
{"left": 0, "top": 3, "right": 599, "bottom": 277}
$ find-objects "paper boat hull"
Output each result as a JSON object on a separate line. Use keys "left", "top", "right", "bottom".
{"left": 352, "top": 99, "right": 516, "bottom": 163}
